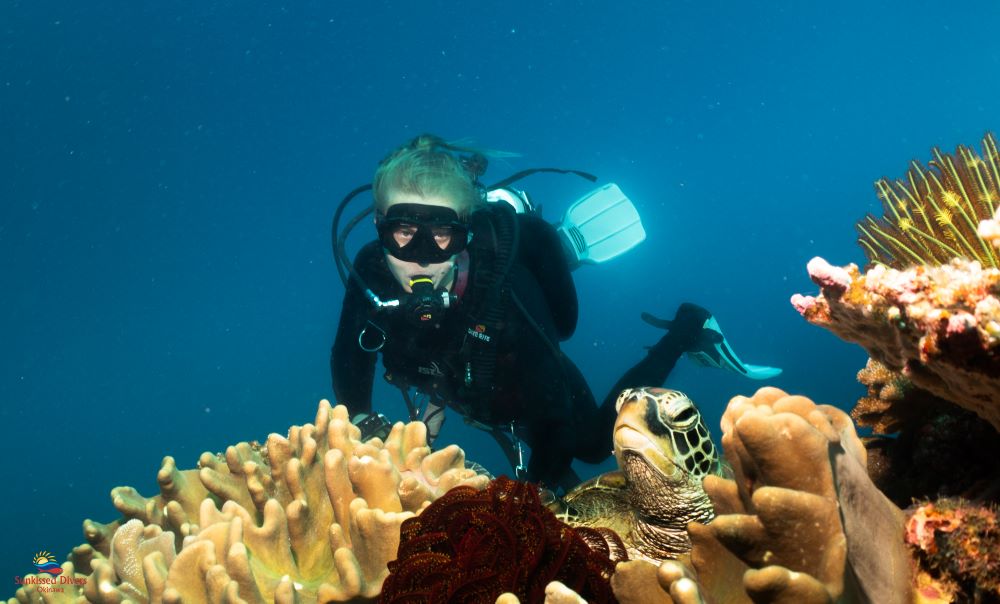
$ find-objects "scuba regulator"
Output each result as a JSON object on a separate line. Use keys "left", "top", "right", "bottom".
{"left": 402, "top": 276, "right": 456, "bottom": 327}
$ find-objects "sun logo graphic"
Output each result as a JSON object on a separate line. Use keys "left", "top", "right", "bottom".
{"left": 32, "top": 551, "right": 62, "bottom": 576}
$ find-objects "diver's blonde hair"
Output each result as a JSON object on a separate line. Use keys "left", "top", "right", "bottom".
{"left": 373, "top": 135, "right": 495, "bottom": 219}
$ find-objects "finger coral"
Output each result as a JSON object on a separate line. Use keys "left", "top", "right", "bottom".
{"left": 9, "top": 401, "right": 489, "bottom": 604}
{"left": 856, "top": 133, "right": 1000, "bottom": 269}
{"left": 379, "top": 476, "right": 625, "bottom": 604}
{"left": 791, "top": 255, "right": 1000, "bottom": 432}
{"left": 681, "top": 387, "right": 911, "bottom": 604}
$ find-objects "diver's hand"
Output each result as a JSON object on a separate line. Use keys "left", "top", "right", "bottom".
{"left": 669, "top": 303, "right": 713, "bottom": 349}
{"left": 643, "top": 302, "right": 718, "bottom": 353}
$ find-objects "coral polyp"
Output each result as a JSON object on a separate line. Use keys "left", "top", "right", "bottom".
{"left": 857, "top": 133, "right": 1000, "bottom": 269}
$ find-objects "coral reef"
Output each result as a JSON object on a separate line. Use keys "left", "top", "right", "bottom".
{"left": 906, "top": 499, "right": 1000, "bottom": 602}
{"left": 791, "top": 255, "right": 1000, "bottom": 432}
{"left": 499, "top": 388, "right": 916, "bottom": 603}
{"left": 9, "top": 401, "right": 488, "bottom": 604}
{"left": 18, "top": 136, "right": 1000, "bottom": 604}
{"left": 379, "top": 476, "right": 625, "bottom": 604}
{"left": 852, "top": 357, "right": 944, "bottom": 435}
{"left": 856, "top": 132, "right": 1000, "bottom": 269}
{"left": 852, "top": 358, "right": 1000, "bottom": 505}
{"left": 676, "top": 387, "right": 912, "bottom": 603}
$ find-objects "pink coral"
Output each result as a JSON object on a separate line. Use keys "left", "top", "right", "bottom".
{"left": 793, "top": 256, "right": 1000, "bottom": 432}
{"left": 906, "top": 502, "right": 964, "bottom": 554}
{"left": 789, "top": 293, "right": 818, "bottom": 315}
{"left": 806, "top": 256, "right": 852, "bottom": 293}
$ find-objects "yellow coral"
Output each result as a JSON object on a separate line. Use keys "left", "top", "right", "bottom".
{"left": 857, "top": 133, "right": 1000, "bottom": 269}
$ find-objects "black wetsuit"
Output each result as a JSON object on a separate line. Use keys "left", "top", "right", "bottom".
{"left": 331, "top": 210, "right": 692, "bottom": 489}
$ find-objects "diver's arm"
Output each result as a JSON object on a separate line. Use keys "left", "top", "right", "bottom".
{"left": 517, "top": 214, "right": 579, "bottom": 340}
{"left": 331, "top": 247, "right": 381, "bottom": 416}
{"left": 603, "top": 303, "right": 711, "bottom": 403}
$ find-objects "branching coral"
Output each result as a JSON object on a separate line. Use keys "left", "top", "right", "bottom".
{"left": 852, "top": 357, "right": 939, "bottom": 435}
{"left": 379, "top": 476, "right": 624, "bottom": 604}
{"left": 9, "top": 401, "right": 489, "bottom": 604}
{"left": 856, "top": 133, "right": 1000, "bottom": 269}
{"left": 853, "top": 358, "right": 1000, "bottom": 506}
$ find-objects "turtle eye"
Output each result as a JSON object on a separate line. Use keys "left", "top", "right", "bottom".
{"left": 665, "top": 402, "right": 700, "bottom": 430}
{"left": 673, "top": 407, "right": 696, "bottom": 424}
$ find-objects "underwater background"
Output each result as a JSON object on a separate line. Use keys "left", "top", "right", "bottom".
{"left": 3, "top": 0, "right": 1000, "bottom": 581}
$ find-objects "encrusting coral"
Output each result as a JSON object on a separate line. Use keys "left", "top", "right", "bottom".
{"left": 852, "top": 357, "right": 942, "bottom": 435}
{"left": 790, "top": 254, "right": 1000, "bottom": 433}
{"left": 9, "top": 401, "right": 489, "bottom": 604}
{"left": 856, "top": 132, "right": 1000, "bottom": 269}
{"left": 905, "top": 498, "right": 1000, "bottom": 602}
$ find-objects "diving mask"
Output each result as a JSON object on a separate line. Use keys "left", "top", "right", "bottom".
{"left": 376, "top": 203, "right": 469, "bottom": 264}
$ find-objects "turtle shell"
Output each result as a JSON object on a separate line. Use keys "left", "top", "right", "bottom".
{"left": 554, "top": 470, "right": 631, "bottom": 533}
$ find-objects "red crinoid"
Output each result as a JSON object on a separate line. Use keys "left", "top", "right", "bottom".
{"left": 378, "top": 476, "right": 625, "bottom": 604}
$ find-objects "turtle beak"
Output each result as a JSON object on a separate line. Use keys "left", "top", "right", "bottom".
{"left": 614, "top": 424, "right": 654, "bottom": 451}
{"left": 613, "top": 424, "right": 686, "bottom": 481}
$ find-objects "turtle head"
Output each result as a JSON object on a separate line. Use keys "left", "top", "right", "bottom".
{"left": 612, "top": 387, "right": 719, "bottom": 485}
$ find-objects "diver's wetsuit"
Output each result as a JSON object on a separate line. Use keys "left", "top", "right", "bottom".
{"left": 331, "top": 210, "right": 691, "bottom": 490}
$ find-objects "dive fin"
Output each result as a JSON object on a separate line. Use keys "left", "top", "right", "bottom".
{"left": 686, "top": 316, "right": 782, "bottom": 380}
{"left": 641, "top": 312, "right": 783, "bottom": 380}
{"left": 556, "top": 183, "right": 646, "bottom": 268}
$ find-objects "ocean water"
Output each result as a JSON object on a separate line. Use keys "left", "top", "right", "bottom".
{"left": 3, "top": 0, "right": 1000, "bottom": 586}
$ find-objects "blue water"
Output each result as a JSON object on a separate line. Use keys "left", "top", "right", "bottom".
{"left": 3, "top": 0, "right": 1000, "bottom": 583}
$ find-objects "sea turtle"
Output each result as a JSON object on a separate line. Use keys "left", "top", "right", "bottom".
{"left": 548, "top": 386, "right": 726, "bottom": 562}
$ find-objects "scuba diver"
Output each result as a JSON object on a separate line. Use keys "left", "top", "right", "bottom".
{"left": 330, "top": 134, "right": 780, "bottom": 491}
